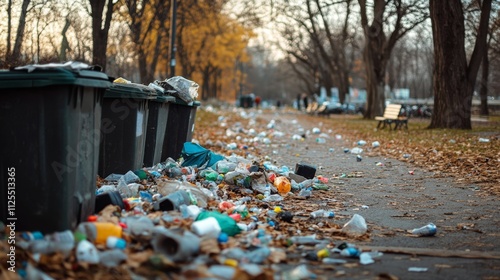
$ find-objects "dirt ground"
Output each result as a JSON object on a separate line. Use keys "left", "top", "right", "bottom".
{"left": 249, "top": 109, "right": 500, "bottom": 279}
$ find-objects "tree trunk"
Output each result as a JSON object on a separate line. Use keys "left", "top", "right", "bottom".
{"left": 429, "top": 0, "right": 492, "bottom": 129}
{"left": 90, "top": 0, "right": 115, "bottom": 71}
{"left": 6, "top": 0, "right": 30, "bottom": 66}
{"left": 338, "top": 73, "right": 349, "bottom": 105}
{"left": 202, "top": 67, "right": 210, "bottom": 100}
{"left": 429, "top": 0, "right": 470, "bottom": 129}
{"left": 363, "top": 42, "right": 385, "bottom": 119}
{"left": 60, "top": 18, "right": 71, "bottom": 61}
{"left": 138, "top": 48, "right": 149, "bottom": 83}
{"left": 479, "top": 45, "right": 489, "bottom": 116}
{"left": 360, "top": 0, "right": 386, "bottom": 119}
{"left": 6, "top": 0, "right": 13, "bottom": 63}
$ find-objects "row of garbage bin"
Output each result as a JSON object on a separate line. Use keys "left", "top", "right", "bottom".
{"left": 0, "top": 63, "right": 200, "bottom": 233}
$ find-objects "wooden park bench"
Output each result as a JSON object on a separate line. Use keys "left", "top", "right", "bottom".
{"left": 306, "top": 102, "right": 319, "bottom": 114}
{"left": 375, "top": 104, "right": 408, "bottom": 130}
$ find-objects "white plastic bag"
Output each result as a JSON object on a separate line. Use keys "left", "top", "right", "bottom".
{"left": 166, "top": 76, "right": 199, "bottom": 103}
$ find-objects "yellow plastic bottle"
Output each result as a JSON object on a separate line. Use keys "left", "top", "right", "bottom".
{"left": 76, "top": 222, "right": 122, "bottom": 244}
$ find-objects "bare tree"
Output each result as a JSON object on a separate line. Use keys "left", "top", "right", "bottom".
{"left": 30, "top": 1, "right": 59, "bottom": 63}
{"left": 5, "top": 0, "right": 31, "bottom": 66}
{"left": 276, "top": 14, "right": 319, "bottom": 93}
{"left": 429, "top": 0, "right": 492, "bottom": 129}
{"left": 124, "top": 0, "right": 170, "bottom": 83}
{"left": 358, "top": 0, "right": 428, "bottom": 119}
{"left": 477, "top": 3, "right": 500, "bottom": 116}
{"left": 275, "top": 0, "right": 357, "bottom": 104}
{"left": 88, "top": 0, "right": 118, "bottom": 71}
{"left": 68, "top": 4, "right": 93, "bottom": 63}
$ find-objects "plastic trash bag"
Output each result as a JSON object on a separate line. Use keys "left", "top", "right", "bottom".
{"left": 166, "top": 76, "right": 199, "bottom": 103}
{"left": 181, "top": 142, "right": 224, "bottom": 168}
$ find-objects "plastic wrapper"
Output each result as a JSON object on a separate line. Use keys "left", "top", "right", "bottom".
{"left": 155, "top": 76, "right": 198, "bottom": 104}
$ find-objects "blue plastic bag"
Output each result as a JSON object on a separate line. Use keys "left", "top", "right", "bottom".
{"left": 181, "top": 142, "right": 224, "bottom": 168}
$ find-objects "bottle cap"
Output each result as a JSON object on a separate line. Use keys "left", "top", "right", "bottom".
{"left": 21, "top": 231, "right": 44, "bottom": 241}
{"left": 106, "top": 236, "right": 127, "bottom": 250}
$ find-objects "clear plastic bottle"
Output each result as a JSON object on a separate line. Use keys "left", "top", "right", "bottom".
{"left": 244, "top": 247, "right": 271, "bottom": 264}
{"left": 106, "top": 236, "right": 127, "bottom": 249}
{"left": 298, "top": 188, "right": 312, "bottom": 198}
{"left": 316, "top": 138, "right": 326, "bottom": 144}
{"left": 411, "top": 223, "right": 437, "bottom": 236}
{"left": 357, "top": 140, "right": 367, "bottom": 146}
{"left": 117, "top": 177, "right": 132, "bottom": 198}
{"left": 341, "top": 247, "right": 361, "bottom": 257}
{"left": 310, "top": 209, "right": 335, "bottom": 219}
{"left": 30, "top": 230, "right": 75, "bottom": 254}
{"left": 322, "top": 258, "right": 347, "bottom": 264}
{"left": 99, "top": 249, "right": 128, "bottom": 267}
{"left": 263, "top": 184, "right": 271, "bottom": 198}
{"left": 289, "top": 234, "right": 325, "bottom": 245}
{"left": 263, "top": 194, "right": 283, "bottom": 202}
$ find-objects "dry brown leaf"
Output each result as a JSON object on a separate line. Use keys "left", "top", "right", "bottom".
{"left": 199, "top": 237, "right": 221, "bottom": 255}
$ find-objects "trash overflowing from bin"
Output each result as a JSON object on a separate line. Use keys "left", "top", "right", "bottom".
{"left": 4, "top": 62, "right": 500, "bottom": 280}
{"left": 1, "top": 101, "right": 389, "bottom": 279}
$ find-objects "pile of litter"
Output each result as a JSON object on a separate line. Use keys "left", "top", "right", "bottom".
{"left": 1, "top": 107, "right": 441, "bottom": 280}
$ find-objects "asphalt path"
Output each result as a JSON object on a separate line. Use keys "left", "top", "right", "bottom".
{"left": 253, "top": 109, "right": 500, "bottom": 280}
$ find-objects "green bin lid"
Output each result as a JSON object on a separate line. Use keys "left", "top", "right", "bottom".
{"left": 105, "top": 83, "right": 158, "bottom": 100}
{"left": 0, "top": 68, "right": 111, "bottom": 89}
{"left": 152, "top": 95, "right": 176, "bottom": 103}
{"left": 162, "top": 89, "right": 200, "bottom": 106}
{"left": 170, "top": 97, "right": 201, "bottom": 106}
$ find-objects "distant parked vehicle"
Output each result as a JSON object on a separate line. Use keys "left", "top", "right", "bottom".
{"left": 320, "top": 101, "right": 363, "bottom": 115}
{"left": 399, "top": 104, "right": 431, "bottom": 118}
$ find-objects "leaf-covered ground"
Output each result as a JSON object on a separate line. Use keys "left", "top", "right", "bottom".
{"left": 194, "top": 108, "right": 500, "bottom": 196}
{"left": 2, "top": 106, "right": 498, "bottom": 280}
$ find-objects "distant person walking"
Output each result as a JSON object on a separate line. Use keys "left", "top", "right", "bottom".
{"left": 297, "top": 94, "right": 302, "bottom": 111}
{"left": 302, "top": 93, "right": 309, "bottom": 111}
{"left": 255, "top": 96, "right": 262, "bottom": 109}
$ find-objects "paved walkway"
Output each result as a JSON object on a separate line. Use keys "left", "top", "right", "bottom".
{"left": 253, "top": 109, "right": 500, "bottom": 279}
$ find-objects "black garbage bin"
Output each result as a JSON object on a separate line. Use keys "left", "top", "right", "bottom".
{"left": 98, "top": 83, "right": 157, "bottom": 177}
{"left": 161, "top": 99, "right": 201, "bottom": 161}
{"left": 239, "top": 95, "right": 254, "bottom": 108}
{"left": 0, "top": 67, "right": 110, "bottom": 233}
{"left": 143, "top": 95, "right": 175, "bottom": 167}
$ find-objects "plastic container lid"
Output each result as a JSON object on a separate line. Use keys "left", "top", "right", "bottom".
{"left": 0, "top": 68, "right": 111, "bottom": 89}
{"left": 104, "top": 82, "right": 158, "bottom": 99}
